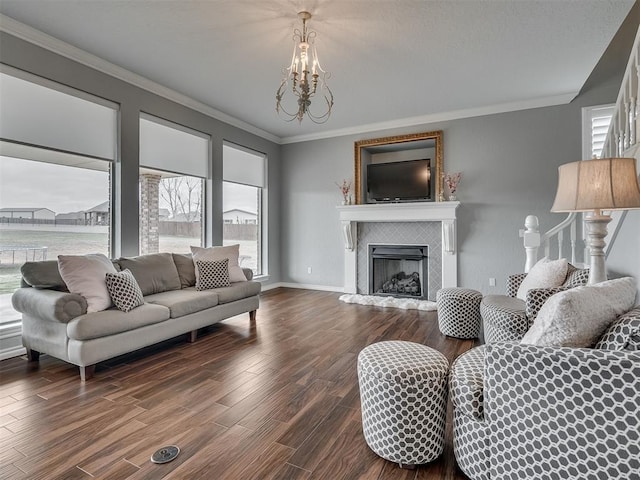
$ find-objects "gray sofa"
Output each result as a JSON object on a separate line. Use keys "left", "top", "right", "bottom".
{"left": 11, "top": 252, "right": 261, "bottom": 381}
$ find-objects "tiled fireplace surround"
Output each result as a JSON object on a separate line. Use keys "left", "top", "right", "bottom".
{"left": 336, "top": 202, "right": 459, "bottom": 301}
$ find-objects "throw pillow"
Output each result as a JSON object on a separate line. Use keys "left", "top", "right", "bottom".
{"left": 105, "top": 269, "right": 144, "bottom": 312}
{"left": 58, "top": 253, "right": 118, "bottom": 312}
{"left": 196, "top": 259, "right": 230, "bottom": 290}
{"left": 191, "top": 244, "right": 247, "bottom": 283}
{"left": 521, "top": 277, "right": 637, "bottom": 348}
{"left": 516, "top": 257, "right": 568, "bottom": 300}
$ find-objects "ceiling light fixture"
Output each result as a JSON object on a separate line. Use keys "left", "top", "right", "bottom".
{"left": 276, "top": 11, "right": 333, "bottom": 124}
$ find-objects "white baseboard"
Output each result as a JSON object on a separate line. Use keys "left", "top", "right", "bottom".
{"left": 0, "top": 320, "right": 24, "bottom": 360}
{"left": 262, "top": 282, "right": 344, "bottom": 293}
{"left": 0, "top": 345, "right": 26, "bottom": 361}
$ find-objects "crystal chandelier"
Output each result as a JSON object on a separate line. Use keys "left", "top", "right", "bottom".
{"left": 276, "top": 11, "right": 333, "bottom": 124}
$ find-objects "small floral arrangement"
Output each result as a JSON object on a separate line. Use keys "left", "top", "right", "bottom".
{"left": 335, "top": 179, "right": 352, "bottom": 204}
{"left": 444, "top": 172, "right": 462, "bottom": 194}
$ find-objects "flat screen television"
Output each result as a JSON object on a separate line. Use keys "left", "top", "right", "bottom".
{"left": 367, "top": 158, "right": 431, "bottom": 202}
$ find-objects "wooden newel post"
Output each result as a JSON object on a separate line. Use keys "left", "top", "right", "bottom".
{"left": 520, "top": 215, "right": 540, "bottom": 273}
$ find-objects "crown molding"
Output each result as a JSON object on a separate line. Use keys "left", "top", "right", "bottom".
{"left": 0, "top": 14, "right": 281, "bottom": 144}
{"left": 280, "top": 92, "right": 578, "bottom": 144}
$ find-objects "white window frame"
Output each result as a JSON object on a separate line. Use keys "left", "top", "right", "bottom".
{"left": 222, "top": 142, "right": 268, "bottom": 277}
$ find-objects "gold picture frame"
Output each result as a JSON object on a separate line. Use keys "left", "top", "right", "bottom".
{"left": 354, "top": 130, "right": 443, "bottom": 204}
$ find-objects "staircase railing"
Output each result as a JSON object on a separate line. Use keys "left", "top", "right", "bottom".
{"left": 601, "top": 25, "right": 640, "bottom": 158}
{"left": 520, "top": 213, "right": 579, "bottom": 272}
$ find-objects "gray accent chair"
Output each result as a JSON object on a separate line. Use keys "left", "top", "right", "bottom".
{"left": 480, "top": 265, "right": 589, "bottom": 343}
{"left": 450, "top": 306, "right": 640, "bottom": 480}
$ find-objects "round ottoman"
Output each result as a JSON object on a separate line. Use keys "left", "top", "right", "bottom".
{"left": 436, "top": 288, "right": 483, "bottom": 339}
{"left": 357, "top": 341, "right": 449, "bottom": 468}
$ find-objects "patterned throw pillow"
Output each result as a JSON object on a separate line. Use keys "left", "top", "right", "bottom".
{"left": 196, "top": 259, "right": 230, "bottom": 291}
{"left": 105, "top": 269, "right": 144, "bottom": 312}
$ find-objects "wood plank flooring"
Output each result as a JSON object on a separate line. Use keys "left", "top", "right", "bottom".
{"left": 0, "top": 288, "right": 478, "bottom": 480}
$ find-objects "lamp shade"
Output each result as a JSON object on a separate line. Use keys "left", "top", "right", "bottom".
{"left": 551, "top": 158, "right": 640, "bottom": 212}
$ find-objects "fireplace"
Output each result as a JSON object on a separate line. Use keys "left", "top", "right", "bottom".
{"left": 369, "top": 244, "right": 429, "bottom": 299}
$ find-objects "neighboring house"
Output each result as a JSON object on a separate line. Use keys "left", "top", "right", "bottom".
{"left": 159, "top": 208, "right": 170, "bottom": 221}
{"left": 55, "top": 211, "right": 85, "bottom": 222}
{"left": 84, "top": 201, "right": 109, "bottom": 226}
{"left": 223, "top": 209, "right": 257, "bottom": 224}
{"left": 0, "top": 207, "right": 55, "bottom": 221}
{"left": 167, "top": 212, "right": 201, "bottom": 222}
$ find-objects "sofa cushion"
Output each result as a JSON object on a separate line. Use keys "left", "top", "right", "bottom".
{"left": 191, "top": 245, "right": 247, "bottom": 283}
{"left": 521, "top": 277, "right": 637, "bottom": 348}
{"left": 67, "top": 303, "right": 170, "bottom": 340}
{"left": 105, "top": 269, "right": 144, "bottom": 312}
{"left": 595, "top": 306, "right": 640, "bottom": 351}
{"left": 480, "top": 295, "right": 526, "bottom": 332}
{"left": 145, "top": 289, "right": 219, "bottom": 318}
{"left": 21, "top": 260, "right": 68, "bottom": 291}
{"left": 196, "top": 259, "right": 230, "bottom": 290}
{"left": 58, "top": 254, "right": 118, "bottom": 312}
{"left": 117, "top": 253, "right": 181, "bottom": 296}
{"left": 173, "top": 253, "right": 196, "bottom": 288}
{"left": 516, "top": 257, "right": 568, "bottom": 300}
{"left": 207, "top": 280, "right": 261, "bottom": 304}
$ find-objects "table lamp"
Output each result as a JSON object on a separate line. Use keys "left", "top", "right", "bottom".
{"left": 551, "top": 158, "right": 640, "bottom": 284}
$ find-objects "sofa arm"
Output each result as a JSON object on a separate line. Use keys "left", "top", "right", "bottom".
{"left": 450, "top": 346, "right": 486, "bottom": 420}
{"left": 242, "top": 268, "right": 254, "bottom": 281}
{"left": 485, "top": 343, "right": 640, "bottom": 480}
{"left": 506, "top": 273, "right": 527, "bottom": 298}
{"left": 12, "top": 287, "right": 87, "bottom": 324}
{"left": 524, "top": 286, "right": 569, "bottom": 320}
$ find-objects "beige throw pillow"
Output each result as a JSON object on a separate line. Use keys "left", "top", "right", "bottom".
{"left": 516, "top": 257, "right": 568, "bottom": 300}
{"left": 191, "top": 245, "right": 247, "bottom": 283}
{"left": 58, "top": 253, "right": 117, "bottom": 312}
{"left": 521, "top": 277, "right": 637, "bottom": 347}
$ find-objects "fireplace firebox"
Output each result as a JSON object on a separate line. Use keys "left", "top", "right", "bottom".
{"left": 368, "top": 244, "right": 429, "bottom": 299}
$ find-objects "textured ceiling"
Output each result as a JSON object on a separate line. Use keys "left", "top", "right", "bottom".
{"left": 0, "top": 1, "right": 634, "bottom": 142}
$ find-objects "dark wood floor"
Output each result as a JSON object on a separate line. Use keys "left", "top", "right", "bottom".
{"left": 0, "top": 288, "right": 478, "bottom": 480}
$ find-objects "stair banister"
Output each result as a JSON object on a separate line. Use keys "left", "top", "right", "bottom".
{"left": 520, "top": 213, "right": 577, "bottom": 272}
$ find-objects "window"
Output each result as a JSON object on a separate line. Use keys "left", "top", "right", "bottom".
{"left": 583, "top": 104, "right": 614, "bottom": 159}
{"left": 0, "top": 68, "right": 117, "bottom": 354}
{"left": 223, "top": 143, "right": 266, "bottom": 276}
{"left": 139, "top": 114, "right": 209, "bottom": 254}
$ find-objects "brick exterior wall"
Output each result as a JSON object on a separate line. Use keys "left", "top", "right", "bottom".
{"left": 139, "top": 173, "right": 161, "bottom": 254}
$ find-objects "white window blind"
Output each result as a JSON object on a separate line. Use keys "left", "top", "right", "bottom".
{"left": 589, "top": 105, "right": 614, "bottom": 159}
{"left": 139, "top": 114, "right": 209, "bottom": 178}
{"left": 223, "top": 143, "right": 265, "bottom": 187}
{"left": 0, "top": 70, "right": 117, "bottom": 160}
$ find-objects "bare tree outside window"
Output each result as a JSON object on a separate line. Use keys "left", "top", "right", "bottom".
{"left": 159, "top": 176, "right": 202, "bottom": 222}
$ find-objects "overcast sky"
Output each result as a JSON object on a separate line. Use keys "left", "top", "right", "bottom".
{"left": 0, "top": 156, "right": 257, "bottom": 214}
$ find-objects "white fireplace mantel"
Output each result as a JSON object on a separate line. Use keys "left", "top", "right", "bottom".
{"left": 336, "top": 201, "right": 460, "bottom": 294}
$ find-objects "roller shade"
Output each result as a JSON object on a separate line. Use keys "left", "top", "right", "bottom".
{"left": 139, "top": 114, "right": 209, "bottom": 178}
{"left": 223, "top": 143, "right": 265, "bottom": 188}
{"left": 0, "top": 71, "right": 117, "bottom": 160}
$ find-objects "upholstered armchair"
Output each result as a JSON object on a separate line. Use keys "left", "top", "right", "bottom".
{"left": 480, "top": 264, "right": 589, "bottom": 343}
{"left": 449, "top": 306, "right": 640, "bottom": 480}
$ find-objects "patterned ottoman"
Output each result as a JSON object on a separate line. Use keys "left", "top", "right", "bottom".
{"left": 436, "top": 288, "right": 483, "bottom": 339}
{"left": 357, "top": 341, "right": 449, "bottom": 468}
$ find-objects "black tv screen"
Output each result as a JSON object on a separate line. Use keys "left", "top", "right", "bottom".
{"left": 367, "top": 159, "right": 431, "bottom": 202}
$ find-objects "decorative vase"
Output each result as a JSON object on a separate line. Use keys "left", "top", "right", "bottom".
{"left": 449, "top": 193, "right": 457, "bottom": 201}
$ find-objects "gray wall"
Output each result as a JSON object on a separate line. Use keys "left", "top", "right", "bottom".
{"left": 280, "top": 75, "right": 639, "bottom": 294}
{"left": 0, "top": 32, "right": 281, "bottom": 284}
{"left": 607, "top": 210, "right": 640, "bottom": 300}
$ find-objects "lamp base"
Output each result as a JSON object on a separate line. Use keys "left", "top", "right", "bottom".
{"left": 584, "top": 212, "right": 612, "bottom": 285}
